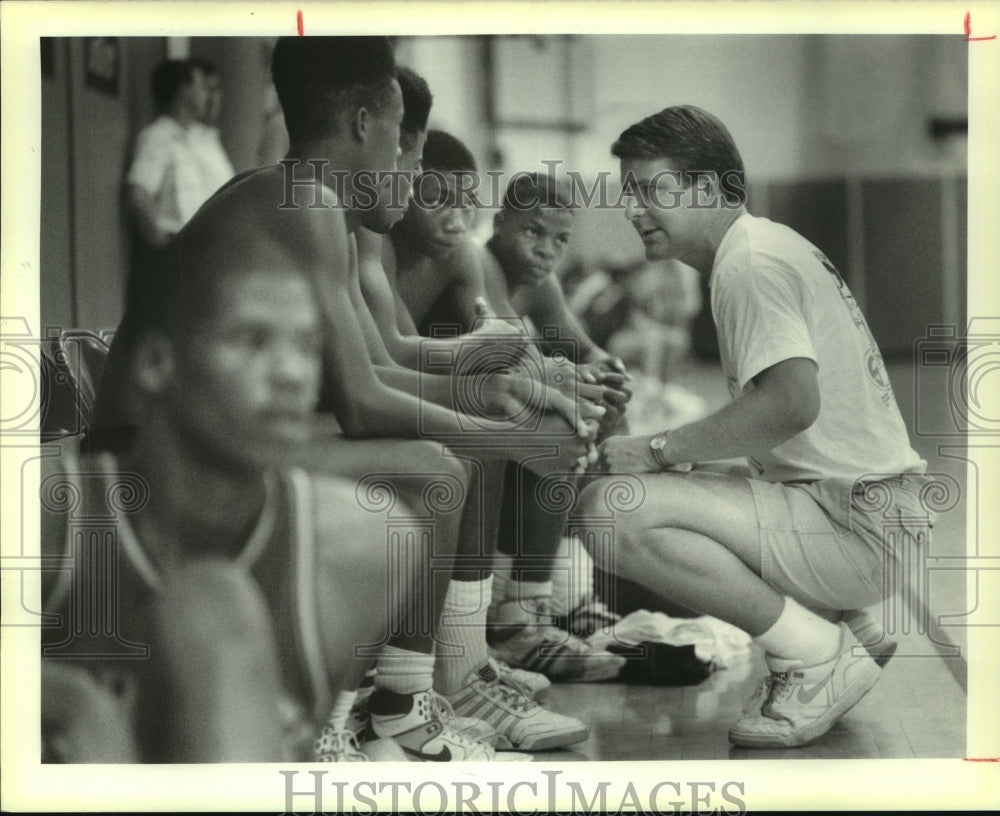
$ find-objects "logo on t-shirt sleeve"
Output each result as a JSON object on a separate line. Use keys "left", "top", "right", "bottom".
{"left": 814, "top": 250, "right": 894, "bottom": 405}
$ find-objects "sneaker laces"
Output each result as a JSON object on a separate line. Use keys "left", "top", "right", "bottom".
{"left": 491, "top": 656, "right": 546, "bottom": 692}
{"left": 742, "top": 675, "right": 774, "bottom": 715}
{"left": 478, "top": 663, "right": 537, "bottom": 713}
{"left": 430, "top": 691, "right": 461, "bottom": 724}
{"left": 527, "top": 597, "right": 559, "bottom": 622}
{"left": 762, "top": 672, "right": 794, "bottom": 720}
{"left": 428, "top": 692, "right": 493, "bottom": 750}
{"left": 489, "top": 663, "right": 534, "bottom": 698}
{"left": 316, "top": 728, "right": 368, "bottom": 761}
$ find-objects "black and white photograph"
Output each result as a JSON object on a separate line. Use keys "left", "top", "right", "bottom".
{"left": 1, "top": 1, "right": 998, "bottom": 812}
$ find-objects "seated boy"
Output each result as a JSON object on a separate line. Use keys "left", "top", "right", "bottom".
{"left": 342, "top": 71, "right": 597, "bottom": 750}
{"left": 387, "top": 142, "right": 631, "bottom": 682}
{"left": 476, "top": 172, "right": 635, "bottom": 665}
{"left": 41, "top": 242, "right": 396, "bottom": 762}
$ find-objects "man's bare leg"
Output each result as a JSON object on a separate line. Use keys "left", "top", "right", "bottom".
{"left": 577, "top": 470, "right": 883, "bottom": 749}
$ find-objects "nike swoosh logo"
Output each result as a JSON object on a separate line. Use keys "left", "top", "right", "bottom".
{"left": 403, "top": 745, "right": 452, "bottom": 762}
{"left": 797, "top": 681, "right": 829, "bottom": 704}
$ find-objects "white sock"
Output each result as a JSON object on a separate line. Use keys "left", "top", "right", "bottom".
{"left": 325, "top": 689, "right": 358, "bottom": 731}
{"left": 490, "top": 555, "right": 513, "bottom": 608}
{"left": 841, "top": 608, "right": 884, "bottom": 645}
{"left": 373, "top": 646, "right": 435, "bottom": 696}
{"left": 755, "top": 597, "right": 843, "bottom": 666}
{"left": 549, "top": 536, "right": 595, "bottom": 615}
{"left": 433, "top": 577, "right": 492, "bottom": 694}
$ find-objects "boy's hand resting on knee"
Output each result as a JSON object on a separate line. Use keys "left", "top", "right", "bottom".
{"left": 487, "top": 372, "right": 605, "bottom": 439}
{"left": 520, "top": 413, "right": 597, "bottom": 477}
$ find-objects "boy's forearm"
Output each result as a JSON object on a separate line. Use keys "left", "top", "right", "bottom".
{"left": 375, "top": 365, "right": 460, "bottom": 410}
{"left": 334, "top": 376, "right": 576, "bottom": 454}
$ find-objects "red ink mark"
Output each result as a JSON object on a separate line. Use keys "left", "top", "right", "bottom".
{"left": 963, "top": 757, "right": 1000, "bottom": 762}
{"left": 297, "top": 9, "right": 304, "bottom": 36}
{"left": 965, "top": 11, "right": 997, "bottom": 41}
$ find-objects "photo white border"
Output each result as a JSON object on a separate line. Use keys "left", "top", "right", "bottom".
{"left": 2, "top": 1, "right": 998, "bottom": 811}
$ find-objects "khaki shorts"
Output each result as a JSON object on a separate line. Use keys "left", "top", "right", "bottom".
{"left": 747, "top": 473, "right": 936, "bottom": 611}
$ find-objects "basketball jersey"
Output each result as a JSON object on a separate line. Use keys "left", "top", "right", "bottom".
{"left": 41, "top": 444, "right": 333, "bottom": 723}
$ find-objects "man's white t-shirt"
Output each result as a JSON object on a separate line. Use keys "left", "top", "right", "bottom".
{"left": 709, "top": 213, "right": 925, "bottom": 483}
{"left": 190, "top": 123, "right": 236, "bottom": 199}
{"left": 127, "top": 115, "right": 221, "bottom": 237}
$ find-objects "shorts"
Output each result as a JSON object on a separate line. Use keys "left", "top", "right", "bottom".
{"left": 747, "top": 472, "right": 936, "bottom": 611}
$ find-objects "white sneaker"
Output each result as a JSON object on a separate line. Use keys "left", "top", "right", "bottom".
{"left": 489, "top": 596, "right": 625, "bottom": 682}
{"left": 489, "top": 650, "right": 552, "bottom": 702}
{"left": 728, "top": 623, "right": 881, "bottom": 748}
{"left": 446, "top": 660, "right": 589, "bottom": 751}
{"left": 313, "top": 727, "right": 368, "bottom": 762}
{"left": 349, "top": 686, "right": 499, "bottom": 747}
{"left": 367, "top": 689, "right": 496, "bottom": 761}
{"left": 555, "top": 594, "right": 621, "bottom": 639}
{"left": 738, "top": 673, "right": 775, "bottom": 717}
{"left": 430, "top": 692, "right": 500, "bottom": 746}
{"left": 358, "top": 736, "right": 411, "bottom": 761}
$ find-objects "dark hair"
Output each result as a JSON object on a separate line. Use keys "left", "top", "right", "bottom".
{"left": 151, "top": 59, "right": 200, "bottom": 111}
{"left": 611, "top": 105, "right": 747, "bottom": 206}
{"left": 420, "top": 129, "right": 476, "bottom": 174}
{"left": 503, "top": 172, "right": 574, "bottom": 212}
{"left": 398, "top": 66, "right": 433, "bottom": 137}
{"left": 271, "top": 36, "right": 397, "bottom": 144}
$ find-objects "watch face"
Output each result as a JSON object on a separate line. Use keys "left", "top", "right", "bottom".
{"left": 651, "top": 435, "right": 666, "bottom": 451}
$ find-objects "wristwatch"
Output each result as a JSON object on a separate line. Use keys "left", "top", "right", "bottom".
{"left": 649, "top": 433, "right": 673, "bottom": 470}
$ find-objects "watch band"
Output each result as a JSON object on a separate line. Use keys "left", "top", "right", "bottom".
{"left": 650, "top": 433, "right": 673, "bottom": 470}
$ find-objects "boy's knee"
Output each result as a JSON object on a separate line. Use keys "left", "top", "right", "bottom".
{"left": 319, "top": 494, "right": 389, "bottom": 577}
{"left": 398, "top": 439, "right": 470, "bottom": 484}
{"left": 577, "top": 479, "right": 606, "bottom": 517}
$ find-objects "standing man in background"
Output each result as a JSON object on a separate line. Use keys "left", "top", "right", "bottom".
{"left": 125, "top": 58, "right": 219, "bottom": 267}
{"left": 188, "top": 57, "right": 236, "bottom": 197}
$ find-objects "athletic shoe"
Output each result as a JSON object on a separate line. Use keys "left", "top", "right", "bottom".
{"left": 555, "top": 594, "right": 621, "bottom": 639}
{"left": 446, "top": 660, "right": 589, "bottom": 751}
{"left": 489, "top": 650, "right": 552, "bottom": 702}
{"left": 739, "top": 673, "right": 775, "bottom": 717}
{"left": 489, "top": 597, "right": 625, "bottom": 682}
{"left": 842, "top": 609, "right": 898, "bottom": 668}
{"left": 728, "top": 623, "right": 882, "bottom": 748}
{"left": 313, "top": 727, "right": 368, "bottom": 762}
{"left": 348, "top": 688, "right": 498, "bottom": 746}
{"left": 344, "top": 691, "right": 374, "bottom": 740}
{"left": 367, "top": 689, "right": 496, "bottom": 761}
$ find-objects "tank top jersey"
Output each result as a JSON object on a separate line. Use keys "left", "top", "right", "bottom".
{"left": 42, "top": 445, "right": 333, "bottom": 723}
